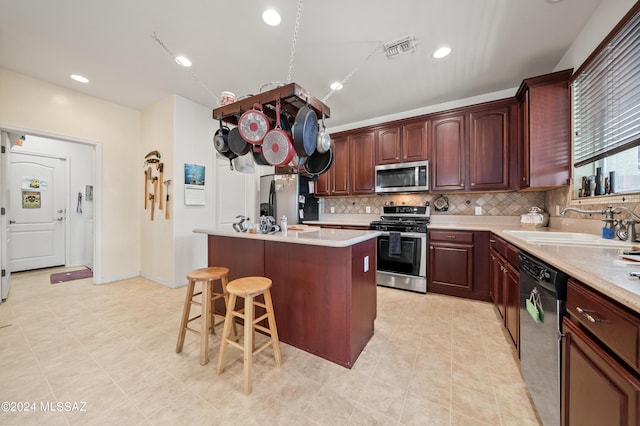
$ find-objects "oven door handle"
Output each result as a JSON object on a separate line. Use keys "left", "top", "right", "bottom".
{"left": 378, "top": 231, "right": 426, "bottom": 239}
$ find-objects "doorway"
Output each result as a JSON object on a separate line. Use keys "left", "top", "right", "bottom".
{"left": 0, "top": 130, "right": 97, "bottom": 294}
{"left": 9, "top": 152, "right": 67, "bottom": 272}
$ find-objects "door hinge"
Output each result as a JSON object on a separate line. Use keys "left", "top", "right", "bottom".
{"left": 1, "top": 270, "right": 5, "bottom": 277}
{"left": 1, "top": 146, "right": 5, "bottom": 153}
{"left": 0, "top": 207, "right": 4, "bottom": 215}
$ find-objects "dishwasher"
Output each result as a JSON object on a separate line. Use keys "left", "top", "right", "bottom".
{"left": 518, "top": 251, "right": 569, "bottom": 426}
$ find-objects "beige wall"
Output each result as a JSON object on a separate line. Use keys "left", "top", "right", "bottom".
{"left": 0, "top": 69, "right": 141, "bottom": 283}
{"left": 140, "top": 96, "right": 175, "bottom": 285}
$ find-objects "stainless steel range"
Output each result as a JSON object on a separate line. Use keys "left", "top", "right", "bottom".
{"left": 369, "top": 204, "right": 430, "bottom": 293}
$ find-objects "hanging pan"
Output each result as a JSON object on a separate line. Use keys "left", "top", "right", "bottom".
{"left": 293, "top": 104, "right": 318, "bottom": 157}
{"left": 302, "top": 148, "right": 333, "bottom": 177}
{"left": 213, "top": 120, "right": 237, "bottom": 170}
{"left": 238, "top": 103, "right": 271, "bottom": 144}
{"left": 262, "top": 99, "right": 295, "bottom": 166}
{"left": 316, "top": 113, "right": 331, "bottom": 154}
{"left": 228, "top": 126, "right": 252, "bottom": 156}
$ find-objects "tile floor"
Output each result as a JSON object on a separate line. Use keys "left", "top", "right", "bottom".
{"left": 0, "top": 267, "right": 540, "bottom": 425}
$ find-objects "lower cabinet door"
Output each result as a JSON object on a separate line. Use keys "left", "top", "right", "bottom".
{"left": 562, "top": 318, "right": 640, "bottom": 426}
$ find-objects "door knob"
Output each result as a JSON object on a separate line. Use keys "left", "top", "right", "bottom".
{"left": 9, "top": 220, "right": 15, "bottom": 224}
{"left": 57, "top": 209, "right": 63, "bottom": 213}
{"left": 56, "top": 217, "right": 64, "bottom": 222}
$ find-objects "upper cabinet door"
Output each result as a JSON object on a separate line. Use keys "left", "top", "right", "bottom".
{"left": 331, "top": 136, "right": 350, "bottom": 195}
{"left": 350, "top": 131, "right": 376, "bottom": 194}
{"left": 402, "top": 120, "right": 428, "bottom": 162}
{"left": 430, "top": 114, "right": 466, "bottom": 191}
{"left": 375, "top": 126, "right": 402, "bottom": 165}
{"left": 469, "top": 106, "right": 510, "bottom": 191}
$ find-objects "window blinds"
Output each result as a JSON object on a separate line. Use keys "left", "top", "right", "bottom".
{"left": 573, "top": 9, "right": 640, "bottom": 167}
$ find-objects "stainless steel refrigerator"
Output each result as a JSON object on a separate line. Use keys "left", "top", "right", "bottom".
{"left": 259, "top": 174, "right": 319, "bottom": 224}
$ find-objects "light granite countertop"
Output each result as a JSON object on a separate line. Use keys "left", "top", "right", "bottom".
{"left": 305, "top": 215, "right": 640, "bottom": 313}
{"left": 193, "top": 226, "right": 380, "bottom": 248}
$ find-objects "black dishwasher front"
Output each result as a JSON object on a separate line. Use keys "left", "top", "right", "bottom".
{"left": 518, "top": 251, "right": 569, "bottom": 426}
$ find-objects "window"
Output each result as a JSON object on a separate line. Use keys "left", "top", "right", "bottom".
{"left": 572, "top": 4, "right": 640, "bottom": 198}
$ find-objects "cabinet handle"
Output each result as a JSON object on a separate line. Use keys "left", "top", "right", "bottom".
{"left": 576, "top": 306, "right": 602, "bottom": 323}
{"left": 522, "top": 177, "right": 526, "bottom": 182}
{"left": 470, "top": 182, "right": 475, "bottom": 186}
{"left": 447, "top": 235, "right": 456, "bottom": 239}
{"left": 460, "top": 184, "right": 464, "bottom": 187}
{"left": 489, "top": 240, "right": 496, "bottom": 243}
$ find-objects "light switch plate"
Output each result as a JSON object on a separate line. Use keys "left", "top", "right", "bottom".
{"left": 364, "top": 256, "right": 369, "bottom": 272}
{"left": 475, "top": 206, "right": 482, "bottom": 215}
{"left": 365, "top": 206, "right": 371, "bottom": 213}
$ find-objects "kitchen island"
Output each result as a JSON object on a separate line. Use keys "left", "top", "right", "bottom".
{"left": 193, "top": 227, "right": 380, "bottom": 368}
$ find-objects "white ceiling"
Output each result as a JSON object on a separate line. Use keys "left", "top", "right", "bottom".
{"left": 0, "top": 0, "right": 604, "bottom": 128}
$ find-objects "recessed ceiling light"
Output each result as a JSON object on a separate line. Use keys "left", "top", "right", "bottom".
{"left": 70, "top": 74, "right": 89, "bottom": 83}
{"left": 330, "top": 82, "right": 343, "bottom": 91}
{"left": 262, "top": 9, "right": 281, "bottom": 26}
{"left": 175, "top": 56, "right": 192, "bottom": 67}
{"left": 433, "top": 46, "right": 451, "bottom": 59}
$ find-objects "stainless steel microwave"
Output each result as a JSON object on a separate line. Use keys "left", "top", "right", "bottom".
{"left": 375, "top": 160, "right": 429, "bottom": 193}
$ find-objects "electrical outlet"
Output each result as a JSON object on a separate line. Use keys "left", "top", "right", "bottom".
{"left": 365, "top": 206, "right": 371, "bottom": 214}
{"left": 475, "top": 206, "right": 482, "bottom": 215}
{"left": 555, "top": 205, "right": 560, "bottom": 216}
{"left": 330, "top": 206, "right": 335, "bottom": 213}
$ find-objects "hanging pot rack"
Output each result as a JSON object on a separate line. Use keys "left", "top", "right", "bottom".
{"left": 212, "top": 82, "right": 330, "bottom": 126}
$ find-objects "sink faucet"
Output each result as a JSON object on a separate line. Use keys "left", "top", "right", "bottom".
{"left": 560, "top": 205, "right": 640, "bottom": 242}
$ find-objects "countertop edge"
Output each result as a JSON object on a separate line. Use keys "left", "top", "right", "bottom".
{"left": 193, "top": 228, "right": 380, "bottom": 248}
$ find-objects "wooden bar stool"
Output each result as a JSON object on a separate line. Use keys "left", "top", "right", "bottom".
{"left": 216, "top": 276, "right": 282, "bottom": 394}
{"left": 176, "top": 266, "right": 230, "bottom": 365}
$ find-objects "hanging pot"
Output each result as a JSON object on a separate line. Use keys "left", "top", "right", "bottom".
{"left": 316, "top": 113, "right": 331, "bottom": 154}
{"left": 293, "top": 104, "right": 318, "bottom": 157}
{"left": 228, "top": 127, "right": 252, "bottom": 156}
{"left": 213, "top": 120, "right": 231, "bottom": 153}
{"left": 262, "top": 100, "right": 295, "bottom": 166}
{"left": 213, "top": 121, "right": 237, "bottom": 170}
{"left": 303, "top": 148, "right": 333, "bottom": 177}
{"left": 251, "top": 145, "right": 270, "bottom": 166}
{"left": 238, "top": 103, "right": 271, "bottom": 144}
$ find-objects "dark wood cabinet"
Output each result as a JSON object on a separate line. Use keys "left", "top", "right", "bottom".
{"left": 428, "top": 230, "right": 490, "bottom": 301}
{"left": 313, "top": 136, "right": 347, "bottom": 197}
{"left": 516, "top": 69, "right": 572, "bottom": 190}
{"left": 562, "top": 318, "right": 640, "bottom": 426}
{"left": 375, "top": 125, "right": 402, "bottom": 164}
{"left": 350, "top": 131, "right": 376, "bottom": 194}
{"left": 429, "top": 100, "right": 514, "bottom": 192}
{"left": 504, "top": 261, "right": 519, "bottom": 350}
{"left": 489, "top": 234, "right": 520, "bottom": 351}
{"left": 376, "top": 121, "right": 428, "bottom": 165}
{"left": 430, "top": 114, "right": 467, "bottom": 191}
{"left": 314, "top": 168, "right": 330, "bottom": 195}
{"left": 562, "top": 278, "right": 640, "bottom": 424}
{"left": 469, "top": 105, "right": 510, "bottom": 190}
{"left": 330, "top": 136, "right": 350, "bottom": 195}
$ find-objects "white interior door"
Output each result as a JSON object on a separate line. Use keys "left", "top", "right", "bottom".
{"left": 9, "top": 152, "right": 66, "bottom": 272}
{"left": 0, "top": 132, "right": 13, "bottom": 300}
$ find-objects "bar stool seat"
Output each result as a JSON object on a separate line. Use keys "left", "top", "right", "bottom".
{"left": 176, "top": 266, "right": 230, "bottom": 365}
{"left": 216, "top": 276, "right": 282, "bottom": 394}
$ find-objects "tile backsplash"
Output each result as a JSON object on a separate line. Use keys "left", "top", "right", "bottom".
{"left": 321, "top": 192, "right": 545, "bottom": 216}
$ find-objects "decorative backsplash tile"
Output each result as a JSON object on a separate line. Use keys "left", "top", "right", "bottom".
{"left": 544, "top": 186, "right": 640, "bottom": 218}
{"left": 321, "top": 192, "right": 545, "bottom": 216}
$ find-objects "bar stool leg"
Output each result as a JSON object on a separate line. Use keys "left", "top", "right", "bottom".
{"left": 243, "top": 293, "right": 254, "bottom": 395}
{"left": 263, "top": 289, "right": 282, "bottom": 366}
{"left": 216, "top": 293, "right": 236, "bottom": 376}
{"left": 199, "top": 280, "right": 212, "bottom": 365}
{"left": 176, "top": 279, "right": 195, "bottom": 354}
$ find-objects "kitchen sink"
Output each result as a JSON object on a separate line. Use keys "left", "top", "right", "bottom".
{"left": 503, "top": 230, "right": 633, "bottom": 248}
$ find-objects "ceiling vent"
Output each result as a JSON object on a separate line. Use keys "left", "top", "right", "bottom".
{"left": 383, "top": 35, "right": 416, "bottom": 58}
